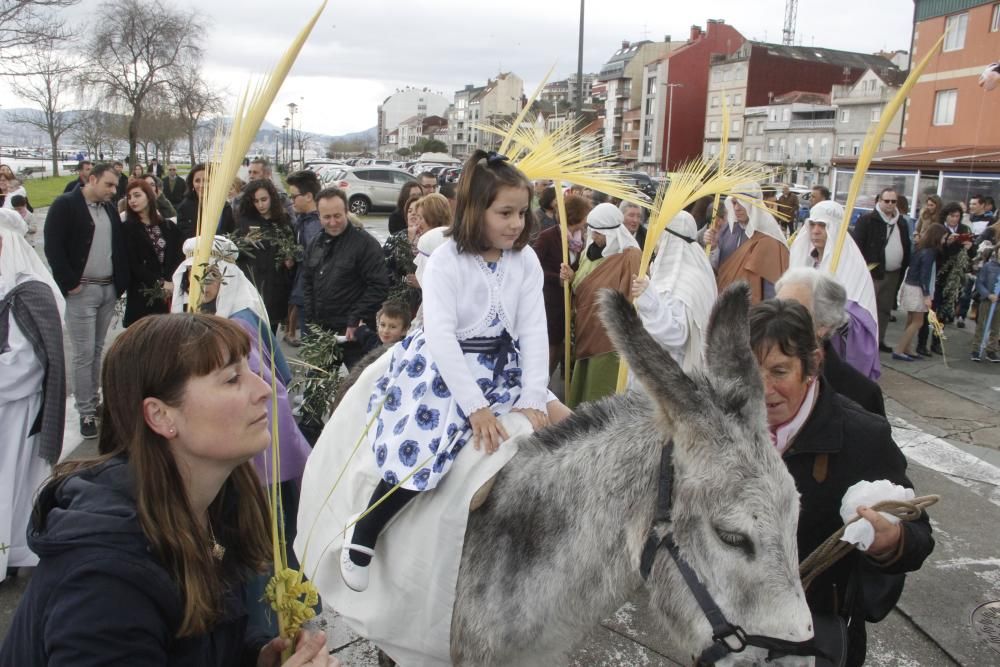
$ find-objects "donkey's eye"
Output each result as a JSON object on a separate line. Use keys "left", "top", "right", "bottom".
{"left": 715, "top": 528, "right": 754, "bottom": 556}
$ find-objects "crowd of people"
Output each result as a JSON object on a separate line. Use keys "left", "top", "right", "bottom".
{"left": 1, "top": 146, "right": 980, "bottom": 665}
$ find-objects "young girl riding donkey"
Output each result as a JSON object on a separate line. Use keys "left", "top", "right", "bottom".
{"left": 340, "top": 149, "right": 569, "bottom": 591}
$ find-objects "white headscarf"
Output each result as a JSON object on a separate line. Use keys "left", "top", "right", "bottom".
{"left": 415, "top": 226, "right": 448, "bottom": 286}
{"left": 648, "top": 211, "right": 718, "bottom": 372}
{"left": 0, "top": 209, "right": 65, "bottom": 319}
{"left": 170, "top": 236, "right": 267, "bottom": 320}
{"left": 586, "top": 202, "right": 639, "bottom": 257}
{"left": 788, "top": 200, "right": 878, "bottom": 332}
{"left": 724, "top": 183, "right": 787, "bottom": 245}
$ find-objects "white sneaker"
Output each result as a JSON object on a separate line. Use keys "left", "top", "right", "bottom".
{"left": 340, "top": 513, "right": 374, "bottom": 592}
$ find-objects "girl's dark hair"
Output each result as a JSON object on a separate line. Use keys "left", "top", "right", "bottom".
{"left": 186, "top": 163, "right": 206, "bottom": 196}
{"left": 539, "top": 186, "right": 557, "bottom": 212}
{"left": 449, "top": 150, "right": 533, "bottom": 253}
{"left": 938, "top": 202, "right": 963, "bottom": 224}
{"left": 239, "top": 178, "right": 289, "bottom": 225}
{"left": 34, "top": 314, "right": 271, "bottom": 638}
{"left": 396, "top": 181, "right": 422, "bottom": 211}
{"left": 919, "top": 222, "right": 948, "bottom": 251}
{"left": 749, "top": 299, "right": 819, "bottom": 378}
{"left": 124, "top": 178, "right": 163, "bottom": 226}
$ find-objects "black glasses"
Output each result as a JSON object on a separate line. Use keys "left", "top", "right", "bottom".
{"left": 882, "top": 199, "right": 897, "bottom": 204}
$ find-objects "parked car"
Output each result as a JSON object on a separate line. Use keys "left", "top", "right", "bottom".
{"left": 321, "top": 167, "right": 415, "bottom": 216}
{"left": 619, "top": 171, "right": 658, "bottom": 200}
{"left": 438, "top": 167, "right": 461, "bottom": 185}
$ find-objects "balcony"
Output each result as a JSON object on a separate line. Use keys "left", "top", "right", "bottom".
{"left": 790, "top": 118, "right": 835, "bottom": 130}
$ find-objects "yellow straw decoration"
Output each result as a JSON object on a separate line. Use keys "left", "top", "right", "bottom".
{"left": 614, "top": 157, "right": 769, "bottom": 392}
{"left": 828, "top": 33, "right": 946, "bottom": 273}
{"left": 706, "top": 95, "right": 731, "bottom": 257}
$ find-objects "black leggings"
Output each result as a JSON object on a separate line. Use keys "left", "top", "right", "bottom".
{"left": 348, "top": 480, "right": 418, "bottom": 564}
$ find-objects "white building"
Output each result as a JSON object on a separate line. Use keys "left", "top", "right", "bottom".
{"left": 377, "top": 88, "right": 450, "bottom": 156}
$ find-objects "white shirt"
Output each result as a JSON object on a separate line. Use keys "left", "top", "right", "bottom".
{"left": 421, "top": 240, "right": 550, "bottom": 416}
{"left": 884, "top": 219, "right": 904, "bottom": 273}
{"left": 634, "top": 287, "right": 689, "bottom": 369}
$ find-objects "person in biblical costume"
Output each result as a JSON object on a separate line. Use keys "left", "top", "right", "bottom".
{"left": 630, "top": 210, "right": 717, "bottom": 373}
{"left": 0, "top": 209, "right": 66, "bottom": 581}
{"left": 787, "top": 200, "right": 880, "bottom": 380}
{"left": 709, "top": 184, "right": 789, "bottom": 304}
{"left": 567, "top": 202, "right": 641, "bottom": 406}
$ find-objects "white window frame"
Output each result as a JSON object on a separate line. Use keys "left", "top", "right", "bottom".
{"left": 933, "top": 89, "right": 957, "bottom": 126}
{"left": 782, "top": 108, "right": 790, "bottom": 121}
{"left": 837, "top": 140, "right": 846, "bottom": 156}
{"left": 745, "top": 148, "right": 753, "bottom": 160}
{"left": 992, "top": 4, "right": 1000, "bottom": 32}
{"left": 711, "top": 96, "right": 720, "bottom": 108}
{"left": 732, "top": 120, "right": 741, "bottom": 133}
{"left": 734, "top": 93, "right": 743, "bottom": 106}
{"left": 755, "top": 148, "right": 762, "bottom": 161}
{"left": 943, "top": 13, "right": 968, "bottom": 52}
{"left": 840, "top": 109, "right": 850, "bottom": 123}
{"left": 746, "top": 122, "right": 754, "bottom": 136}
{"left": 851, "top": 140, "right": 861, "bottom": 156}
{"left": 871, "top": 108, "right": 881, "bottom": 122}
{"left": 709, "top": 120, "right": 720, "bottom": 133}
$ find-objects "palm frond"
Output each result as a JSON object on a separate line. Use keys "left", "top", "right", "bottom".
{"left": 828, "top": 33, "right": 946, "bottom": 272}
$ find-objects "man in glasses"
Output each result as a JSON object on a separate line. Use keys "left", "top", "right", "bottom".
{"left": 850, "top": 187, "right": 911, "bottom": 353}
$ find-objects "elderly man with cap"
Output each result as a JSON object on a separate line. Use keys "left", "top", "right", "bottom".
{"left": 629, "top": 210, "right": 717, "bottom": 373}
{"left": 564, "top": 202, "right": 641, "bottom": 406}
{"left": 788, "top": 200, "right": 880, "bottom": 380}
{"left": 705, "top": 183, "right": 789, "bottom": 304}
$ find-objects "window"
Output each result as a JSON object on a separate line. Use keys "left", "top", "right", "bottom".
{"left": 623, "top": 142, "right": 631, "bottom": 151}
{"left": 851, "top": 141, "right": 861, "bottom": 156}
{"left": 793, "top": 137, "right": 802, "bottom": 157}
{"left": 728, "top": 147, "right": 736, "bottom": 160}
{"left": 840, "top": 109, "right": 850, "bottom": 123}
{"left": 645, "top": 98, "right": 655, "bottom": 114}
{"left": 710, "top": 144, "right": 719, "bottom": 156}
{"left": 711, "top": 96, "right": 720, "bottom": 108}
{"left": 643, "top": 122, "right": 652, "bottom": 137}
{"left": 807, "top": 137, "right": 814, "bottom": 157}
{"left": 734, "top": 94, "right": 743, "bottom": 106}
{"left": 745, "top": 148, "right": 753, "bottom": 160}
{"left": 779, "top": 138, "right": 787, "bottom": 156}
{"left": 647, "top": 77, "right": 657, "bottom": 95}
{"left": 871, "top": 108, "right": 881, "bottom": 122}
{"left": 709, "top": 120, "right": 720, "bottom": 133}
{"left": 769, "top": 109, "right": 778, "bottom": 122}
{"left": 732, "top": 120, "right": 741, "bottom": 133}
{"left": 933, "top": 89, "right": 957, "bottom": 125}
{"left": 643, "top": 139, "right": 653, "bottom": 156}
{"left": 821, "top": 137, "right": 830, "bottom": 157}
{"left": 755, "top": 148, "right": 762, "bottom": 161}
{"left": 782, "top": 108, "right": 790, "bottom": 121}
{"left": 757, "top": 120, "right": 764, "bottom": 134}
{"left": 767, "top": 138, "right": 776, "bottom": 156}
{"left": 993, "top": 4, "right": 1000, "bottom": 32}
{"left": 746, "top": 122, "right": 754, "bottom": 136}
{"left": 944, "top": 13, "right": 968, "bottom": 51}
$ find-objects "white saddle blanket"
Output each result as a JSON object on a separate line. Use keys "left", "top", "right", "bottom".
{"left": 294, "top": 352, "right": 531, "bottom": 666}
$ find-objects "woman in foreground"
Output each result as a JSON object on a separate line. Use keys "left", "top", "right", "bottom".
{"left": 0, "top": 314, "right": 336, "bottom": 666}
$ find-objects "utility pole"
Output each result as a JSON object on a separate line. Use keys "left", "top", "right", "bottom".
{"left": 664, "top": 83, "right": 683, "bottom": 173}
{"left": 575, "top": 0, "right": 585, "bottom": 118}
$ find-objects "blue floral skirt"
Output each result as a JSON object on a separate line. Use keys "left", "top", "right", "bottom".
{"left": 366, "top": 328, "right": 524, "bottom": 492}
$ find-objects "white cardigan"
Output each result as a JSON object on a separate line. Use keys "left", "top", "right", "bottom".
{"left": 420, "top": 239, "right": 550, "bottom": 416}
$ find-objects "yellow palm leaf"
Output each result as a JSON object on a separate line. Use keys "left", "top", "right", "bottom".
{"left": 828, "top": 33, "right": 946, "bottom": 273}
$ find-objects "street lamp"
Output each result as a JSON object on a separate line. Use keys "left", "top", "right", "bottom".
{"left": 663, "top": 83, "right": 683, "bottom": 173}
{"left": 282, "top": 118, "right": 290, "bottom": 167}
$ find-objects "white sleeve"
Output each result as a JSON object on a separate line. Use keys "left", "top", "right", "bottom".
{"left": 0, "top": 314, "right": 44, "bottom": 401}
{"left": 635, "top": 287, "right": 689, "bottom": 350}
{"left": 513, "top": 249, "right": 550, "bottom": 411}
{"left": 422, "top": 252, "right": 490, "bottom": 417}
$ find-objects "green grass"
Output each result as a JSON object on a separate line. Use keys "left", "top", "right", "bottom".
{"left": 23, "top": 176, "right": 75, "bottom": 208}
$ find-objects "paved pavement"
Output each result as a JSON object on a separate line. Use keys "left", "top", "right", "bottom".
{"left": 4, "top": 213, "right": 1000, "bottom": 664}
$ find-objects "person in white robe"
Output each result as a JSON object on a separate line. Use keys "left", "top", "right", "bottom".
{"left": 0, "top": 210, "right": 66, "bottom": 580}
{"left": 631, "top": 211, "right": 718, "bottom": 373}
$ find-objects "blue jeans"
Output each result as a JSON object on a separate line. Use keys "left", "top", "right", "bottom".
{"left": 64, "top": 283, "right": 117, "bottom": 416}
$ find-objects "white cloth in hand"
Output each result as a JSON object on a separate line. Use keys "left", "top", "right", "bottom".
{"left": 838, "top": 480, "right": 914, "bottom": 550}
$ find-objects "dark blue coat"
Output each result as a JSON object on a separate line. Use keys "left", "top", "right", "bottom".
{"left": 0, "top": 458, "right": 267, "bottom": 666}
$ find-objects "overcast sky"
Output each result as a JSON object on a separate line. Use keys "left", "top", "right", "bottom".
{"left": 7, "top": 0, "right": 915, "bottom": 137}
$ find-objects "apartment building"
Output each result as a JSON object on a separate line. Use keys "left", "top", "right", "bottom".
{"left": 447, "top": 73, "right": 524, "bottom": 158}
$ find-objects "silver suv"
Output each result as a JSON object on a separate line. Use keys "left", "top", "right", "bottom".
{"left": 321, "top": 167, "right": 414, "bottom": 216}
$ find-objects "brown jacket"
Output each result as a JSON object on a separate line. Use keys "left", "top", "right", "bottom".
{"left": 573, "top": 247, "right": 641, "bottom": 359}
{"left": 717, "top": 234, "right": 789, "bottom": 304}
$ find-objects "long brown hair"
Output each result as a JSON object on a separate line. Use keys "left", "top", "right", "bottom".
{"left": 449, "top": 149, "right": 533, "bottom": 253}
{"left": 918, "top": 222, "right": 948, "bottom": 251}
{"left": 124, "top": 178, "right": 162, "bottom": 226}
{"left": 37, "top": 314, "right": 271, "bottom": 637}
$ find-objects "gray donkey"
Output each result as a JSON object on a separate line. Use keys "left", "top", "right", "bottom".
{"left": 448, "top": 284, "right": 813, "bottom": 666}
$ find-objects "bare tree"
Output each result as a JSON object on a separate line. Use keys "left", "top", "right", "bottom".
{"left": 170, "top": 69, "right": 224, "bottom": 166}
{"left": 73, "top": 110, "right": 109, "bottom": 159}
{"left": 77, "top": 0, "right": 203, "bottom": 166}
{"left": 140, "top": 102, "right": 186, "bottom": 166}
{"left": 0, "top": 0, "right": 80, "bottom": 64}
{"left": 7, "top": 41, "right": 80, "bottom": 176}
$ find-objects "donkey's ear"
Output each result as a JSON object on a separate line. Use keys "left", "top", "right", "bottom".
{"left": 598, "top": 289, "right": 701, "bottom": 419}
{"left": 703, "top": 282, "right": 764, "bottom": 408}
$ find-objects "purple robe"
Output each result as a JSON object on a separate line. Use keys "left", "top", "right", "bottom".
{"left": 829, "top": 301, "right": 881, "bottom": 381}
{"left": 233, "top": 318, "right": 311, "bottom": 484}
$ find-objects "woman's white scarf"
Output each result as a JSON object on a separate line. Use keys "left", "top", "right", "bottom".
{"left": 586, "top": 202, "right": 639, "bottom": 257}
{"left": 787, "top": 200, "right": 878, "bottom": 334}
{"left": 724, "top": 183, "right": 787, "bottom": 245}
{"left": 170, "top": 236, "right": 267, "bottom": 320}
